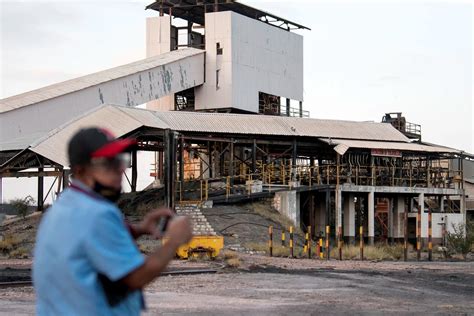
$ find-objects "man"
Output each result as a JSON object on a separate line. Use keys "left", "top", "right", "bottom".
{"left": 33, "top": 127, "right": 192, "bottom": 315}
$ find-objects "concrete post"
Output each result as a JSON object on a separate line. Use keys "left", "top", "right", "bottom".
{"left": 315, "top": 197, "right": 326, "bottom": 237}
{"left": 393, "top": 196, "right": 405, "bottom": 240}
{"left": 368, "top": 191, "right": 375, "bottom": 245}
{"left": 460, "top": 192, "right": 466, "bottom": 237}
{"left": 419, "top": 193, "right": 428, "bottom": 245}
{"left": 336, "top": 187, "right": 342, "bottom": 241}
{"left": 343, "top": 193, "right": 355, "bottom": 244}
{"left": 418, "top": 193, "right": 426, "bottom": 235}
{"left": 388, "top": 197, "right": 393, "bottom": 244}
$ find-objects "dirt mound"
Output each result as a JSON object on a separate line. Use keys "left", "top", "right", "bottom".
{"left": 202, "top": 199, "right": 305, "bottom": 251}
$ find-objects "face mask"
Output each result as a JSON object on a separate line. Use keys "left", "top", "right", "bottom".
{"left": 93, "top": 180, "right": 122, "bottom": 203}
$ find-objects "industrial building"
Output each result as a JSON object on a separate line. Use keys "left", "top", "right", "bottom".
{"left": 0, "top": 0, "right": 472, "bottom": 248}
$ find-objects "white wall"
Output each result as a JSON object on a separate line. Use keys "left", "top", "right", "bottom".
{"left": 146, "top": 16, "right": 175, "bottom": 111}
{"left": 432, "top": 213, "right": 464, "bottom": 238}
{"left": 195, "top": 11, "right": 233, "bottom": 111}
{"left": 195, "top": 11, "right": 303, "bottom": 113}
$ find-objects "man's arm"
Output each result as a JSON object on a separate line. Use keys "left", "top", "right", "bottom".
{"left": 126, "top": 208, "right": 175, "bottom": 239}
{"left": 120, "top": 216, "right": 192, "bottom": 290}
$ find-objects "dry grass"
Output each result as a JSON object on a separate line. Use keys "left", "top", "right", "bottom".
{"left": 8, "top": 247, "right": 29, "bottom": 259}
{"left": 221, "top": 249, "right": 238, "bottom": 260}
{"left": 245, "top": 240, "right": 408, "bottom": 261}
{"left": 138, "top": 243, "right": 158, "bottom": 255}
{"left": 244, "top": 241, "right": 316, "bottom": 258}
{"left": 249, "top": 201, "right": 304, "bottom": 236}
{"left": 226, "top": 257, "right": 242, "bottom": 268}
{"left": 0, "top": 234, "right": 21, "bottom": 255}
{"left": 329, "top": 243, "right": 405, "bottom": 261}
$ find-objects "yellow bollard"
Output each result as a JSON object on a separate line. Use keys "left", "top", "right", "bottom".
{"left": 268, "top": 226, "right": 273, "bottom": 257}
{"left": 290, "top": 226, "right": 294, "bottom": 258}
{"left": 307, "top": 226, "right": 312, "bottom": 259}
{"left": 325, "top": 225, "right": 330, "bottom": 260}
{"left": 319, "top": 238, "right": 324, "bottom": 259}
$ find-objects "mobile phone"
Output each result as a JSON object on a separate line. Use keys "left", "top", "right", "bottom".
{"left": 157, "top": 216, "right": 171, "bottom": 233}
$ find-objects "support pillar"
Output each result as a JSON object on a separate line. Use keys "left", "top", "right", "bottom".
{"left": 38, "top": 167, "right": 44, "bottom": 212}
{"left": 460, "top": 192, "right": 466, "bottom": 236}
{"left": 315, "top": 195, "right": 326, "bottom": 237}
{"left": 286, "top": 98, "right": 290, "bottom": 117}
{"left": 343, "top": 193, "right": 355, "bottom": 244}
{"left": 325, "top": 189, "right": 330, "bottom": 230}
{"left": 419, "top": 192, "right": 427, "bottom": 245}
{"left": 179, "top": 135, "right": 184, "bottom": 183}
{"left": 299, "top": 101, "right": 303, "bottom": 117}
{"left": 62, "top": 169, "right": 70, "bottom": 189}
{"left": 368, "top": 191, "right": 375, "bottom": 245}
{"left": 208, "top": 142, "right": 213, "bottom": 178}
{"left": 291, "top": 139, "right": 297, "bottom": 182}
{"left": 229, "top": 139, "right": 234, "bottom": 193}
{"left": 336, "top": 187, "right": 342, "bottom": 240}
{"left": 388, "top": 197, "right": 394, "bottom": 244}
{"left": 252, "top": 139, "right": 257, "bottom": 174}
{"left": 131, "top": 149, "right": 137, "bottom": 192}
{"left": 393, "top": 196, "right": 405, "bottom": 240}
{"left": 163, "top": 130, "right": 171, "bottom": 208}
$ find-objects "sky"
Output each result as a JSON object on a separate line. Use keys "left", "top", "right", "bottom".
{"left": 0, "top": 0, "right": 473, "bottom": 202}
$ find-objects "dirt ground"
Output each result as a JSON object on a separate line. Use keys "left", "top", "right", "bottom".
{"left": 1, "top": 254, "right": 473, "bottom": 315}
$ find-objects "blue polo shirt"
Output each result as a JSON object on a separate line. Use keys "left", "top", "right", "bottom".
{"left": 33, "top": 180, "right": 145, "bottom": 315}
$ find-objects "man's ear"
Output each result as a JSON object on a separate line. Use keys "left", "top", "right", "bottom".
{"left": 72, "top": 164, "right": 91, "bottom": 177}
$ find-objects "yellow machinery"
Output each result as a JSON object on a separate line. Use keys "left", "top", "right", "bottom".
{"left": 164, "top": 235, "right": 224, "bottom": 259}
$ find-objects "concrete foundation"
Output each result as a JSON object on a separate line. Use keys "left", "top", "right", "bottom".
{"left": 273, "top": 190, "right": 300, "bottom": 227}
{"left": 343, "top": 193, "right": 355, "bottom": 244}
{"left": 368, "top": 191, "right": 375, "bottom": 245}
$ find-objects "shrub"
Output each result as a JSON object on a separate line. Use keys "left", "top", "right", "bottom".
{"left": 10, "top": 196, "right": 35, "bottom": 219}
{"left": 446, "top": 222, "right": 474, "bottom": 260}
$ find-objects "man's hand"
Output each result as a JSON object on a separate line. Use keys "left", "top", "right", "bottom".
{"left": 121, "top": 215, "right": 193, "bottom": 290}
{"left": 136, "top": 208, "right": 175, "bottom": 239}
{"left": 164, "top": 216, "right": 193, "bottom": 246}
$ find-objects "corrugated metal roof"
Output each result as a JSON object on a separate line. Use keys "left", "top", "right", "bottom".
{"left": 0, "top": 48, "right": 204, "bottom": 114}
{"left": 152, "top": 110, "right": 409, "bottom": 142}
{"left": 29, "top": 105, "right": 170, "bottom": 166}
{"left": 319, "top": 138, "right": 461, "bottom": 154}
{"left": 5, "top": 105, "right": 463, "bottom": 168}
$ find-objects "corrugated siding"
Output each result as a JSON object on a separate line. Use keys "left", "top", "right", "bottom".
{"left": 0, "top": 48, "right": 204, "bottom": 113}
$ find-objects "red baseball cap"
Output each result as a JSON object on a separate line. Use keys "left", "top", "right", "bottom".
{"left": 68, "top": 128, "right": 137, "bottom": 167}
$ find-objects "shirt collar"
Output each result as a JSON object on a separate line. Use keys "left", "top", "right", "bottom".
{"left": 70, "top": 178, "right": 93, "bottom": 193}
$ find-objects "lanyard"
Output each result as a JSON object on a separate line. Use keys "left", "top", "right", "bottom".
{"left": 69, "top": 183, "right": 103, "bottom": 201}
